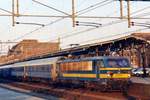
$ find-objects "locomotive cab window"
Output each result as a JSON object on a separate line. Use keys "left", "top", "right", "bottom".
{"left": 96, "top": 60, "right": 105, "bottom": 68}
{"left": 107, "top": 58, "right": 130, "bottom": 68}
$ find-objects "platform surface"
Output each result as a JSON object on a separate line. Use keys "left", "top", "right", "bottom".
{"left": 0, "top": 87, "right": 50, "bottom": 100}
{"left": 131, "top": 77, "right": 150, "bottom": 84}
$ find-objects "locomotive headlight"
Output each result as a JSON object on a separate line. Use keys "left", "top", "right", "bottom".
{"left": 107, "top": 74, "right": 110, "bottom": 77}
{"left": 128, "top": 70, "right": 131, "bottom": 77}
{"left": 128, "top": 74, "right": 131, "bottom": 77}
{"left": 107, "top": 71, "right": 113, "bottom": 78}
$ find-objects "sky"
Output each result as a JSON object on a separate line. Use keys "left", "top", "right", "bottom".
{"left": 0, "top": 0, "right": 150, "bottom": 52}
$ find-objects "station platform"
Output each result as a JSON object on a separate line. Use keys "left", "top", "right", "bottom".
{"left": 0, "top": 87, "right": 45, "bottom": 100}
{"left": 0, "top": 84, "right": 59, "bottom": 100}
{"left": 129, "top": 77, "right": 150, "bottom": 99}
{"left": 131, "top": 77, "right": 150, "bottom": 84}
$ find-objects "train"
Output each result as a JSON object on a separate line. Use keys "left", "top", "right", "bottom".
{"left": 0, "top": 56, "right": 131, "bottom": 91}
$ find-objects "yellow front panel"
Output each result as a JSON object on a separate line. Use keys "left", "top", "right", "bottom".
{"left": 99, "top": 74, "right": 131, "bottom": 79}
{"left": 62, "top": 73, "right": 96, "bottom": 78}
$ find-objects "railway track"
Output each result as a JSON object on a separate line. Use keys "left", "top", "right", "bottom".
{"left": 0, "top": 79, "right": 149, "bottom": 100}
{"left": 0, "top": 79, "right": 129, "bottom": 100}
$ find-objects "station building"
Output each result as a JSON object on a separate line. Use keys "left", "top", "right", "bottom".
{"left": 0, "top": 40, "right": 60, "bottom": 64}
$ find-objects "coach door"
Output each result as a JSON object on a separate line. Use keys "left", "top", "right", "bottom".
{"left": 95, "top": 60, "right": 105, "bottom": 79}
{"left": 23, "top": 66, "right": 28, "bottom": 81}
{"left": 50, "top": 63, "right": 57, "bottom": 81}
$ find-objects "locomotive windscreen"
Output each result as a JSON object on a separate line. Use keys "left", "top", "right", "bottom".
{"left": 107, "top": 58, "right": 130, "bottom": 68}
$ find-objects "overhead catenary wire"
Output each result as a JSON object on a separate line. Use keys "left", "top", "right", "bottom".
{"left": 11, "top": 1, "right": 150, "bottom": 43}
{"left": 12, "top": 0, "right": 114, "bottom": 41}
{"left": 0, "top": 0, "right": 148, "bottom": 19}
{"left": 32, "top": 0, "right": 70, "bottom": 16}
{"left": 77, "top": 0, "right": 88, "bottom": 9}
{"left": 77, "top": 0, "right": 110, "bottom": 14}
{"left": 45, "top": 0, "right": 114, "bottom": 39}
{"left": 129, "top": 5, "right": 150, "bottom": 18}
{"left": 47, "top": 27, "right": 96, "bottom": 42}
{"left": 47, "top": 5, "right": 150, "bottom": 43}
{"left": 12, "top": 18, "right": 64, "bottom": 41}
{"left": 128, "top": 5, "right": 150, "bottom": 16}
{"left": 0, "top": 8, "right": 12, "bottom": 14}
{"left": 133, "top": 11, "right": 150, "bottom": 18}
{"left": 48, "top": 20, "right": 123, "bottom": 42}
{"left": 77, "top": 0, "right": 114, "bottom": 15}
{"left": 53, "top": 7, "right": 150, "bottom": 41}
{"left": 0, "top": 0, "right": 149, "bottom": 53}
{"left": 56, "top": 20, "right": 123, "bottom": 41}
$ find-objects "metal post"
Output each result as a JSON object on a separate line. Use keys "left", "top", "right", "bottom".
{"left": 120, "top": 0, "right": 123, "bottom": 19}
{"left": 12, "top": 0, "right": 15, "bottom": 26}
{"left": 0, "top": 41, "right": 2, "bottom": 55}
{"left": 16, "top": 0, "right": 19, "bottom": 17}
{"left": 127, "top": 0, "right": 131, "bottom": 28}
{"left": 141, "top": 44, "right": 147, "bottom": 77}
{"left": 58, "top": 37, "right": 61, "bottom": 50}
{"left": 72, "top": 0, "right": 75, "bottom": 27}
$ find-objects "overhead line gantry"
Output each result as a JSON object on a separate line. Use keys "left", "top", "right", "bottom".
{"left": 0, "top": 0, "right": 149, "bottom": 27}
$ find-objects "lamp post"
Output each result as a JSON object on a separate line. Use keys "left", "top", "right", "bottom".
{"left": 141, "top": 44, "right": 147, "bottom": 77}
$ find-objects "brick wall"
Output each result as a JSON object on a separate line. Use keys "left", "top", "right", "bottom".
{"left": 0, "top": 39, "right": 60, "bottom": 64}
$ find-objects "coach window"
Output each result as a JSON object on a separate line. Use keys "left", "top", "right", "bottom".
{"left": 70, "top": 62, "right": 73, "bottom": 71}
{"left": 63, "top": 63, "right": 67, "bottom": 72}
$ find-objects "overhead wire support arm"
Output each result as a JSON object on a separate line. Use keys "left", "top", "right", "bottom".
{"left": 76, "top": 24, "right": 100, "bottom": 28}
{"left": 15, "top": 22, "right": 45, "bottom": 27}
{"left": 76, "top": 21, "right": 102, "bottom": 26}
{"left": 76, "top": 21, "right": 102, "bottom": 28}
{"left": 131, "top": 21, "right": 150, "bottom": 28}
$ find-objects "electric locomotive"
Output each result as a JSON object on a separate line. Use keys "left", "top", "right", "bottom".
{"left": 57, "top": 56, "right": 131, "bottom": 90}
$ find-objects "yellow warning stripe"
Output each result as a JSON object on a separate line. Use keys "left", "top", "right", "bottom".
{"left": 99, "top": 74, "right": 131, "bottom": 78}
{"left": 100, "top": 67, "right": 131, "bottom": 70}
{"left": 62, "top": 73, "right": 96, "bottom": 78}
